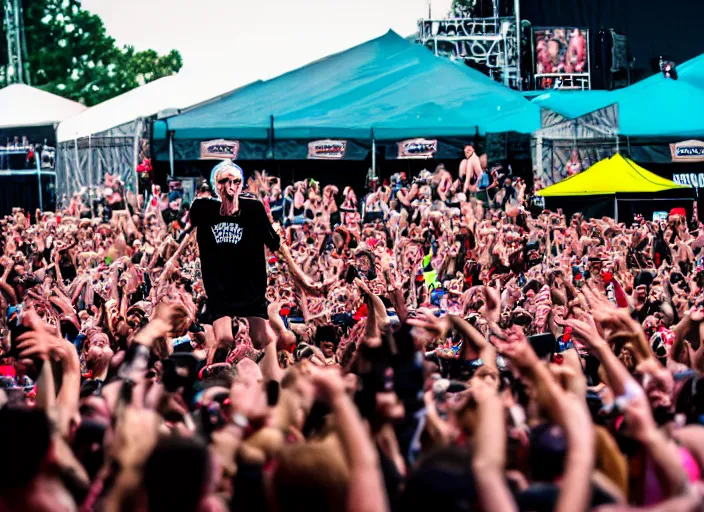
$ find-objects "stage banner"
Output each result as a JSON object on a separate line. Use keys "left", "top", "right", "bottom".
{"left": 307, "top": 140, "right": 347, "bottom": 159}
{"left": 670, "top": 140, "right": 704, "bottom": 163}
{"left": 200, "top": 139, "right": 240, "bottom": 160}
{"left": 397, "top": 138, "right": 437, "bottom": 159}
{"left": 671, "top": 172, "right": 704, "bottom": 188}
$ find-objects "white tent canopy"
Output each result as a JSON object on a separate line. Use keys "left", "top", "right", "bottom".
{"left": 56, "top": 73, "right": 244, "bottom": 142}
{"left": 0, "top": 84, "right": 86, "bottom": 129}
{"left": 55, "top": 72, "right": 247, "bottom": 199}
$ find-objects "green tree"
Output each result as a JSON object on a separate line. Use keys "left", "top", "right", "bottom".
{"left": 1, "top": 0, "right": 182, "bottom": 105}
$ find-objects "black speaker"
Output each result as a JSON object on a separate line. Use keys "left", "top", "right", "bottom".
{"left": 596, "top": 29, "right": 630, "bottom": 90}
{"left": 499, "top": 0, "right": 515, "bottom": 17}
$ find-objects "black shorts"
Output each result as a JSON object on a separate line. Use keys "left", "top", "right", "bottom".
{"left": 205, "top": 296, "right": 269, "bottom": 323}
{"left": 364, "top": 211, "right": 384, "bottom": 223}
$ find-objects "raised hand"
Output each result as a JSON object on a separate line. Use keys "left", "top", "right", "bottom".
{"left": 562, "top": 316, "right": 608, "bottom": 353}
{"left": 489, "top": 326, "right": 539, "bottom": 371}
{"left": 152, "top": 299, "right": 194, "bottom": 337}
{"left": 229, "top": 378, "right": 269, "bottom": 425}
{"left": 308, "top": 366, "right": 347, "bottom": 405}
{"left": 407, "top": 308, "right": 452, "bottom": 340}
{"left": 111, "top": 407, "right": 160, "bottom": 469}
{"left": 14, "top": 309, "right": 66, "bottom": 363}
{"left": 482, "top": 284, "right": 501, "bottom": 323}
{"left": 621, "top": 390, "right": 658, "bottom": 443}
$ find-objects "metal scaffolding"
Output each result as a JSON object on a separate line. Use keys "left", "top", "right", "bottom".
{"left": 3, "top": 0, "right": 30, "bottom": 84}
{"left": 416, "top": 0, "right": 524, "bottom": 90}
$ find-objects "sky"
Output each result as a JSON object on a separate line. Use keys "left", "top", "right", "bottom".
{"left": 82, "top": 0, "right": 454, "bottom": 93}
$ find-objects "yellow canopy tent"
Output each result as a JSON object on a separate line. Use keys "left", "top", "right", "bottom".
{"left": 537, "top": 154, "right": 689, "bottom": 197}
{"left": 536, "top": 154, "right": 691, "bottom": 222}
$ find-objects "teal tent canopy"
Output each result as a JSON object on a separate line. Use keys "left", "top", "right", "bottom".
{"left": 154, "top": 30, "right": 538, "bottom": 160}
{"left": 530, "top": 52, "right": 704, "bottom": 138}
{"left": 529, "top": 91, "right": 614, "bottom": 120}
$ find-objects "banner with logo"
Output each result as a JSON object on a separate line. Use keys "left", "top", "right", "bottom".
{"left": 200, "top": 139, "right": 240, "bottom": 160}
{"left": 670, "top": 140, "right": 704, "bottom": 163}
{"left": 307, "top": 140, "right": 347, "bottom": 159}
{"left": 672, "top": 172, "right": 704, "bottom": 188}
{"left": 397, "top": 138, "right": 437, "bottom": 159}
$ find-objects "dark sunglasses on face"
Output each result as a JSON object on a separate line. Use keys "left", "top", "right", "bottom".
{"left": 217, "top": 177, "right": 242, "bottom": 186}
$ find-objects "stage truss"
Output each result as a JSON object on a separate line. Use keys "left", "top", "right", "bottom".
{"left": 417, "top": 16, "right": 523, "bottom": 90}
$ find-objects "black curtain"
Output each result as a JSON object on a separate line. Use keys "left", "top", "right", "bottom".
{"left": 545, "top": 190, "right": 694, "bottom": 224}
{"left": 545, "top": 195, "right": 614, "bottom": 220}
{"left": 0, "top": 175, "right": 56, "bottom": 217}
{"left": 154, "top": 158, "right": 373, "bottom": 202}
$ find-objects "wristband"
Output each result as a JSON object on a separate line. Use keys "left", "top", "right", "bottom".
{"left": 232, "top": 412, "right": 249, "bottom": 430}
{"left": 614, "top": 380, "right": 645, "bottom": 411}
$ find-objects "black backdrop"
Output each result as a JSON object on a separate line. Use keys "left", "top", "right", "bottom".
{"left": 520, "top": 0, "right": 704, "bottom": 85}
{"left": 0, "top": 174, "right": 55, "bottom": 217}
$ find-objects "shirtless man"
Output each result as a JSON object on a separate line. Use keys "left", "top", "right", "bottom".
{"left": 457, "top": 144, "right": 484, "bottom": 195}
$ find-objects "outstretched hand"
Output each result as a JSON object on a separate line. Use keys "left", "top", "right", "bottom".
{"left": 489, "top": 325, "right": 539, "bottom": 371}
{"left": 14, "top": 309, "right": 68, "bottom": 364}
{"left": 229, "top": 378, "right": 269, "bottom": 426}
{"left": 482, "top": 284, "right": 501, "bottom": 323}
{"left": 152, "top": 299, "right": 194, "bottom": 337}
{"left": 308, "top": 366, "right": 347, "bottom": 405}
{"left": 407, "top": 308, "right": 452, "bottom": 340}
{"left": 562, "top": 316, "right": 608, "bottom": 353}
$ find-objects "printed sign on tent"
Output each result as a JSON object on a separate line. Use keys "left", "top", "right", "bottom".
{"left": 672, "top": 172, "right": 704, "bottom": 188}
{"left": 397, "top": 138, "right": 437, "bottom": 159}
{"left": 307, "top": 140, "right": 347, "bottom": 159}
{"left": 670, "top": 140, "right": 704, "bottom": 163}
{"left": 200, "top": 139, "right": 240, "bottom": 160}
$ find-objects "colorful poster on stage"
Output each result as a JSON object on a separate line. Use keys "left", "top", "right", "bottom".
{"left": 534, "top": 28, "right": 589, "bottom": 90}
{"left": 670, "top": 140, "right": 704, "bottom": 163}
{"left": 200, "top": 139, "right": 240, "bottom": 160}
{"left": 307, "top": 140, "right": 347, "bottom": 159}
{"left": 397, "top": 138, "right": 437, "bottom": 159}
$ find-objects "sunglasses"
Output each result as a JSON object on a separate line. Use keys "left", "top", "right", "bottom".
{"left": 217, "top": 177, "right": 242, "bottom": 186}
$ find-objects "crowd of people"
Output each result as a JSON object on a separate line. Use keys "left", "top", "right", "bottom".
{"left": 1, "top": 153, "right": 704, "bottom": 512}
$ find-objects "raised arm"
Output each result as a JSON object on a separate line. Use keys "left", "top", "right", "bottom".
{"left": 310, "top": 368, "right": 389, "bottom": 512}
{"left": 450, "top": 315, "right": 497, "bottom": 372}
{"left": 492, "top": 329, "right": 595, "bottom": 512}
{"left": 471, "top": 377, "right": 517, "bottom": 512}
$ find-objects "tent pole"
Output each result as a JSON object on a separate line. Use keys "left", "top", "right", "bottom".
{"left": 132, "top": 118, "right": 143, "bottom": 195}
{"left": 268, "top": 115, "right": 275, "bottom": 159}
{"left": 168, "top": 131, "right": 175, "bottom": 177}
{"left": 35, "top": 149, "right": 43, "bottom": 211}
{"left": 371, "top": 129, "right": 376, "bottom": 179}
{"left": 73, "top": 135, "right": 80, "bottom": 200}
{"left": 614, "top": 197, "right": 618, "bottom": 223}
{"left": 88, "top": 135, "right": 93, "bottom": 218}
{"left": 515, "top": 0, "right": 521, "bottom": 91}
{"left": 536, "top": 135, "right": 543, "bottom": 181}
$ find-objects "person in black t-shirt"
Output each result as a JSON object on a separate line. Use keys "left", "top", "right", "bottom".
{"left": 189, "top": 161, "right": 310, "bottom": 357}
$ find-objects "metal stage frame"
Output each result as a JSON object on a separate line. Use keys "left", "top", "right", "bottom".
{"left": 417, "top": 0, "right": 523, "bottom": 90}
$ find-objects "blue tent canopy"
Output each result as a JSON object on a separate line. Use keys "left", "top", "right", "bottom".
{"left": 530, "top": 52, "right": 704, "bottom": 138}
{"left": 529, "top": 91, "right": 613, "bottom": 120}
{"left": 154, "top": 30, "right": 538, "bottom": 160}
